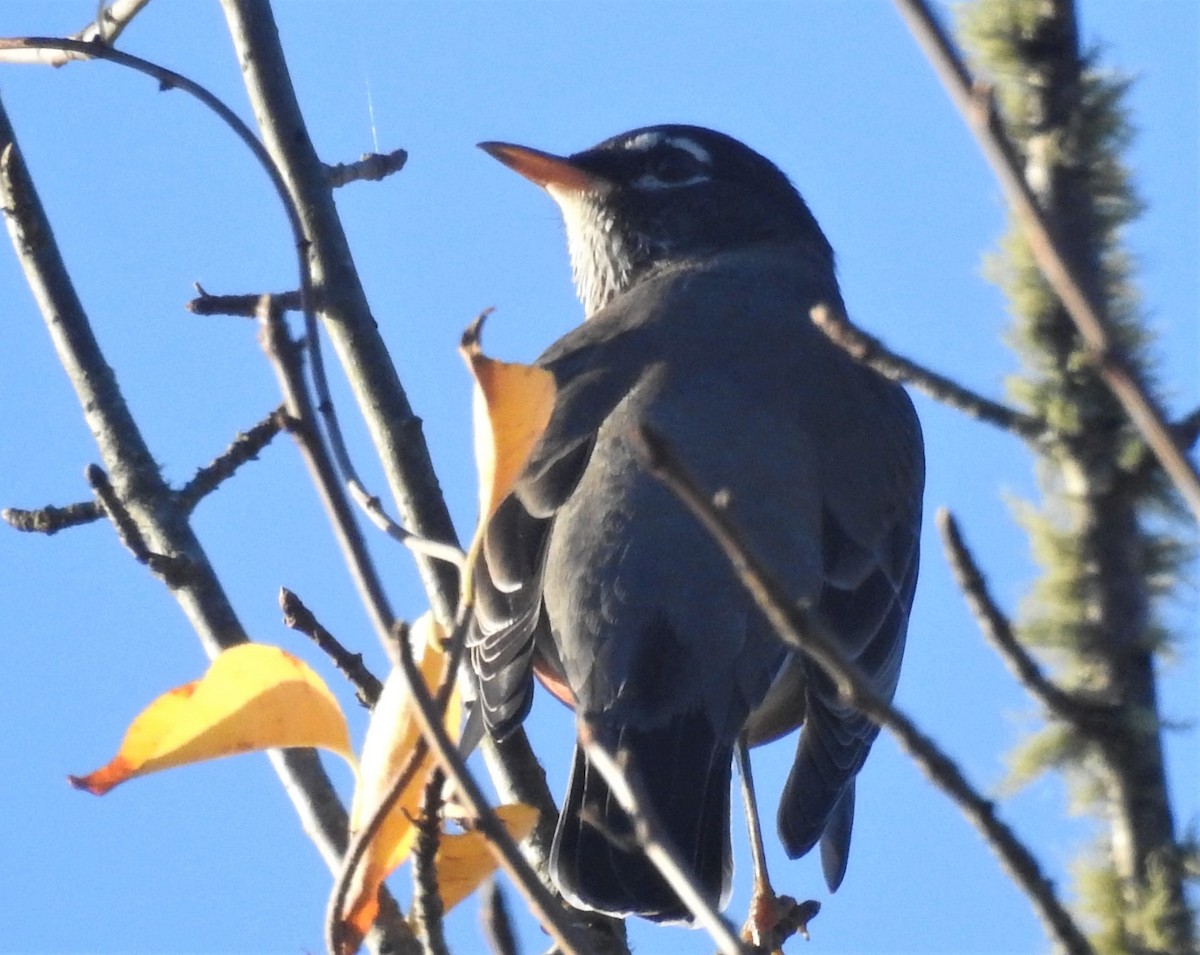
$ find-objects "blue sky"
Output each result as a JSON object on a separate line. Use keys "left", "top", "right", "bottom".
{"left": 0, "top": 3, "right": 1196, "bottom": 953}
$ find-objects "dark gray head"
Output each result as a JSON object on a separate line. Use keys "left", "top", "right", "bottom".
{"left": 481, "top": 124, "right": 833, "bottom": 316}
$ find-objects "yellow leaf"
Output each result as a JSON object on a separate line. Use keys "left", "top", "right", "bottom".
{"left": 69, "top": 643, "right": 353, "bottom": 796}
{"left": 459, "top": 311, "right": 556, "bottom": 603}
{"left": 435, "top": 802, "right": 539, "bottom": 913}
{"left": 338, "top": 614, "right": 461, "bottom": 954}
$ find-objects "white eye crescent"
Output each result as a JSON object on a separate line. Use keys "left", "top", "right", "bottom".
{"left": 634, "top": 141, "right": 712, "bottom": 190}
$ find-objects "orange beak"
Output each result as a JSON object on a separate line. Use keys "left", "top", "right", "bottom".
{"left": 478, "top": 141, "right": 600, "bottom": 195}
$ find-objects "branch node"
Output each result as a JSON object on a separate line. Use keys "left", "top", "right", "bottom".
{"left": 324, "top": 148, "right": 409, "bottom": 188}
{"left": 186, "top": 285, "right": 304, "bottom": 318}
{"left": 2, "top": 500, "right": 101, "bottom": 534}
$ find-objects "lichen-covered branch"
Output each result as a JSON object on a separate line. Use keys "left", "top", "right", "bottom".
{"left": 893, "top": 0, "right": 1200, "bottom": 523}
{"left": 920, "top": 2, "right": 1195, "bottom": 951}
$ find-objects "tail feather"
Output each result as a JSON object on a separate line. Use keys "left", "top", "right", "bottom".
{"left": 552, "top": 715, "right": 732, "bottom": 922}
{"left": 778, "top": 729, "right": 856, "bottom": 891}
{"left": 818, "top": 784, "right": 855, "bottom": 891}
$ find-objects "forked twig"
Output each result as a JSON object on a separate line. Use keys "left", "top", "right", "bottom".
{"left": 390, "top": 624, "right": 587, "bottom": 955}
{"left": 0, "top": 99, "right": 412, "bottom": 953}
{"left": 0, "top": 0, "right": 152, "bottom": 65}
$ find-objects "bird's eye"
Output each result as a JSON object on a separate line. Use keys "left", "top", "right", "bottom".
{"left": 641, "top": 147, "right": 708, "bottom": 187}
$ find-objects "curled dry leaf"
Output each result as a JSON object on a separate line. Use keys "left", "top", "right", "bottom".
{"left": 337, "top": 613, "right": 462, "bottom": 953}
{"left": 434, "top": 802, "right": 539, "bottom": 912}
{"left": 459, "top": 310, "right": 556, "bottom": 602}
{"left": 69, "top": 643, "right": 353, "bottom": 796}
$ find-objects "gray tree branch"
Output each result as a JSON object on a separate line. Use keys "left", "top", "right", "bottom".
{"left": 0, "top": 101, "right": 414, "bottom": 955}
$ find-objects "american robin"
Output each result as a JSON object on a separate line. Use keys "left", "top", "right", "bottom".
{"left": 470, "top": 125, "right": 924, "bottom": 922}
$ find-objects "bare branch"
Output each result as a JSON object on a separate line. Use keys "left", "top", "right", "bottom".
{"left": 0, "top": 99, "right": 413, "bottom": 954}
{"left": 257, "top": 295, "right": 397, "bottom": 644}
{"left": 3, "top": 499, "right": 100, "bottom": 534}
{"left": 87, "top": 463, "right": 193, "bottom": 585}
{"left": 413, "top": 769, "right": 451, "bottom": 955}
{"left": 279, "top": 587, "right": 383, "bottom": 708}
{"left": 178, "top": 407, "right": 286, "bottom": 512}
{"left": 936, "top": 509, "right": 1118, "bottom": 733}
{"left": 480, "top": 881, "right": 519, "bottom": 955}
{"left": 577, "top": 721, "right": 750, "bottom": 955}
{"left": 216, "top": 2, "right": 464, "bottom": 622}
{"left": 186, "top": 284, "right": 303, "bottom": 317}
{"left": 892, "top": 0, "right": 1200, "bottom": 521}
{"left": 634, "top": 423, "right": 1096, "bottom": 955}
{"left": 327, "top": 673, "right": 431, "bottom": 954}
{"left": 390, "top": 624, "right": 590, "bottom": 955}
{"left": 810, "top": 304, "right": 1046, "bottom": 441}
{"left": 5, "top": 409, "right": 283, "bottom": 532}
{"left": 0, "top": 0, "right": 153, "bottom": 66}
{"left": 325, "top": 149, "right": 408, "bottom": 188}
{"left": 214, "top": 3, "right": 564, "bottom": 897}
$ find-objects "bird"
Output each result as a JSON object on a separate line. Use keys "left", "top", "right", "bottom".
{"left": 469, "top": 124, "right": 924, "bottom": 923}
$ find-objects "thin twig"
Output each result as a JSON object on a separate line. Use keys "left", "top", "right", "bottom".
{"left": 810, "top": 304, "right": 1046, "bottom": 441}
{"left": 327, "top": 708, "right": 432, "bottom": 955}
{"left": 2, "top": 499, "right": 100, "bottom": 534}
{"left": 480, "top": 880, "right": 519, "bottom": 955}
{"left": 578, "top": 722, "right": 750, "bottom": 955}
{"left": 279, "top": 587, "right": 383, "bottom": 708}
{"left": 257, "top": 295, "right": 396, "bottom": 645}
{"left": 936, "top": 509, "right": 1117, "bottom": 733}
{"left": 892, "top": 0, "right": 1200, "bottom": 522}
{"left": 0, "top": 0, "right": 152, "bottom": 65}
{"left": 325, "top": 149, "right": 408, "bottom": 188}
{"left": 413, "top": 769, "right": 450, "bottom": 955}
{"left": 634, "top": 423, "right": 1096, "bottom": 955}
{"left": 178, "top": 407, "right": 285, "bottom": 512}
{"left": 186, "top": 284, "right": 303, "bottom": 317}
{"left": 86, "top": 463, "right": 192, "bottom": 586}
{"left": 391, "top": 623, "right": 588, "bottom": 955}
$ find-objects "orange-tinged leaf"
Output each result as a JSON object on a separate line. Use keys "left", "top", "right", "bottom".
{"left": 69, "top": 643, "right": 352, "bottom": 796}
{"left": 459, "top": 311, "right": 556, "bottom": 603}
{"left": 338, "top": 614, "right": 461, "bottom": 954}
{"left": 435, "top": 802, "right": 539, "bottom": 912}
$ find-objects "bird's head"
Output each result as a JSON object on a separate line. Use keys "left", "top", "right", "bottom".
{"left": 480, "top": 124, "right": 833, "bottom": 317}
